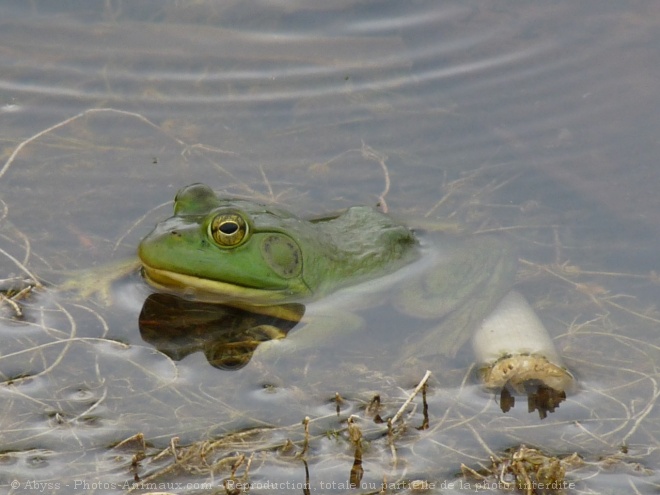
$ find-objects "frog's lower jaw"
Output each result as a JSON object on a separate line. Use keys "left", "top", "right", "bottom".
{"left": 141, "top": 265, "right": 300, "bottom": 304}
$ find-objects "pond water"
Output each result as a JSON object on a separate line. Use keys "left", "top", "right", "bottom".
{"left": 1, "top": 1, "right": 659, "bottom": 494}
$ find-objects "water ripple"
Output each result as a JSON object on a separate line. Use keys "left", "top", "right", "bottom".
{"left": 0, "top": 6, "right": 551, "bottom": 111}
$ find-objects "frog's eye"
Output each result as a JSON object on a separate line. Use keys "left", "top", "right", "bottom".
{"left": 209, "top": 212, "right": 249, "bottom": 247}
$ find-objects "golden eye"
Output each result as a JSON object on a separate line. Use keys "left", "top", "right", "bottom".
{"left": 209, "top": 212, "right": 248, "bottom": 247}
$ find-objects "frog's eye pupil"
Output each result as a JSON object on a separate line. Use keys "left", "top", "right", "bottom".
{"left": 210, "top": 212, "right": 248, "bottom": 247}
{"left": 220, "top": 222, "right": 238, "bottom": 235}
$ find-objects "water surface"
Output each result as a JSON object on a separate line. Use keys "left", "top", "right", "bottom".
{"left": 1, "top": 1, "right": 659, "bottom": 493}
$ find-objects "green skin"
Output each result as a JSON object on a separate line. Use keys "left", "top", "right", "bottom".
{"left": 139, "top": 183, "right": 419, "bottom": 303}
{"left": 139, "top": 183, "right": 517, "bottom": 354}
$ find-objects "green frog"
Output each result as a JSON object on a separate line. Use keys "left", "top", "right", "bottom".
{"left": 138, "top": 183, "right": 517, "bottom": 357}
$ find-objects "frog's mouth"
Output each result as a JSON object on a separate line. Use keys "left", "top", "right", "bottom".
{"left": 141, "top": 264, "right": 296, "bottom": 304}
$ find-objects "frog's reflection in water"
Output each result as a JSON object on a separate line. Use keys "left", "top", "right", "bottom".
{"left": 138, "top": 293, "right": 567, "bottom": 418}
{"left": 138, "top": 293, "right": 304, "bottom": 370}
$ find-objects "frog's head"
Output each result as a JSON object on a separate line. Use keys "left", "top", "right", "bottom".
{"left": 138, "top": 184, "right": 311, "bottom": 303}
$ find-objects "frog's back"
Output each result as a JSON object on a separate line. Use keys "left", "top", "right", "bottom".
{"left": 301, "top": 206, "right": 419, "bottom": 296}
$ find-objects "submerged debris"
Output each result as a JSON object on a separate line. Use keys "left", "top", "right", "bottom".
{"left": 107, "top": 372, "right": 434, "bottom": 493}
{"left": 461, "top": 445, "right": 577, "bottom": 494}
{"left": 0, "top": 276, "right": 40, "bottom": 318}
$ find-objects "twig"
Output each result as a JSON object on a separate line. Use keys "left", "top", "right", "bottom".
{"left": 390, "top": 370, "right": 432, "bottom": 425}
{"left": 0, "top": 108, "right": 188, "bottom": 180}
{"left": 360, "top": 140, "right": 390, "bottom": 212}
{"left": 299, "top": 416, "right": 310, "bottom": 457}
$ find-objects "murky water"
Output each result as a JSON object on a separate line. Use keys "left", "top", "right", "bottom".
{"left": 1, "top": 1, "right": 659, "bottom": 494}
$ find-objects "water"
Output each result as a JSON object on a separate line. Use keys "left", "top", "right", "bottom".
{"left": 1, "top": 1, "right": 659, "bottom": 493}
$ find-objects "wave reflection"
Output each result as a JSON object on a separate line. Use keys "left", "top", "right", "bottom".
{"left": 0, "top": 4, "right": 551, "bottom": 112}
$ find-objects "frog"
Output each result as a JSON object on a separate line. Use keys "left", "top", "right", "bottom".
{"left": 137, "top": 183, "right": 518, "bottom": 358}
